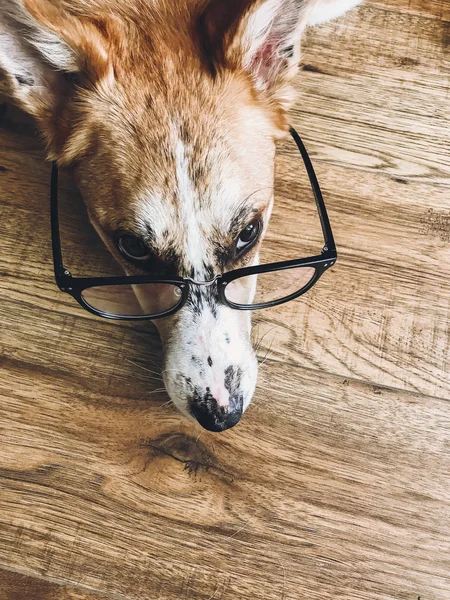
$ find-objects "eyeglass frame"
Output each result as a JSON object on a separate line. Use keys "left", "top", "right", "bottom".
{"left": 50, "top": 126, "right": 337, "bottom": 321}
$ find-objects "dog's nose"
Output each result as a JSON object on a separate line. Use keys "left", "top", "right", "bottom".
{"left": 191, "top": 395, "right": 243, "bottom": 432}
{"left": 192, "top": 403, "right": 243, "bottom": 432}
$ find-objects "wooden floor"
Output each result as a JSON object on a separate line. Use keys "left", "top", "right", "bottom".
{"left": 1, "top": 1, "right": 450, "bottom": 598}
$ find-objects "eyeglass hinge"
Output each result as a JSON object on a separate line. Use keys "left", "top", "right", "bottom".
{"left": 57, "top": 268, "right": 71, "bottom": 278}
{"left": 56, "top": 268, "right": 72, "bottom": 291}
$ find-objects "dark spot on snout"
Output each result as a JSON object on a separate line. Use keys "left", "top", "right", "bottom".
{"left": 188, "top": 283, "right": 218, "bottom": 319}
{"left": 191, "top": 355, "right": 202, "bottom": 366}
{"left": 15, "top": 72, "right": 35, "bottom": 86}
{"left": 224, "top": 365, "right": 243, "bottom": 396}
{"left": 208, "top": 356, "right": 213, "bottom": 367}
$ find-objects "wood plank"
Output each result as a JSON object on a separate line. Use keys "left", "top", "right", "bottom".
{"left": 1, "top": 359, "right": 450, "bottom": 600}
{"left": 0, "top": 568, "right": 107, "bottom": 600}
{"left": 366, "top": 0, "right": 450, "bottom": 22}
{"left": 298, "top": 5, "right": 450, "bottom": 187}
{"left": 304, "top": 0, "right": 450, "bottom": 78}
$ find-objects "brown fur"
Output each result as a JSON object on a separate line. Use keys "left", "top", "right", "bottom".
{"left": 8, "top": 1, "right": 290, "bottom": 267}
{"left": 19, "top": 1, "right": 295, "bottom": 163}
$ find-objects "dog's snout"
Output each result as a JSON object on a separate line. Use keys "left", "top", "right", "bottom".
{"left": 160, "top": 308, "right": 257, "bottom": 429}
{"left": 191, "top": 392, "right": 243, "bottom": 432}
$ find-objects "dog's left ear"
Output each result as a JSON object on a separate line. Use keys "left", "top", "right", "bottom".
{"left": 202, "top": 0, "right": 363, "bottom": 127}
{"left": 227, "top": 0, "right": 305, "bottom": 90}
{"left": 203, "top": 0, "right": 307, "bottom": 114}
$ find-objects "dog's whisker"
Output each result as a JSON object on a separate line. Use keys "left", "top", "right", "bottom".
{"left": 224, "top": 519, "right": 251, "bottom": 541}
{"left": 157, "top": 400, "right": 176, "bottom": 413}
{"left": 259, "top": 347, "right": 275, "bottom": 368}
{"left": 137, "top": 388, "right": 167, "bottom": 401}
{"left": 141, "top": 375, "right": 164, "bottom": 383}
{"left": 196, "top": 430, "right": 206, "bottom": 443}
{"left": 251, "top": 323, "right": 263, "bottom": 345}
{"left": 254, "top": 325, "right": 279, "bottom": 356}
{"left": 259, "top": 332, "right": 277, "bottom": 367}
{"left": 235, "top": 186, "right": 273, "bottom": 213}
{"left": 252, "top": 321, "right": 267, "bottom": 345}
{"left": 125, "top": 358, "right": 163, "bottom": 377}
{"left": 125, "top": 355, "right": 161, "bottom": 368}
{"left": 159, "top": 399, "right": 172, "bottom": 407}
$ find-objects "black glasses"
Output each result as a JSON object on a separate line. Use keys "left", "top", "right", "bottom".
{"left": 51, "top": 127, "right": 337, "bottom": 321}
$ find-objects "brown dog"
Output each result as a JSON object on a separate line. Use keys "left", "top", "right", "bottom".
{"left": 0, "top": 0, "right": 362, "bottom": 430}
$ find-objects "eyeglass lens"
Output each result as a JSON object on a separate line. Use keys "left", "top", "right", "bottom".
{"left": 81, "top": 283, "right": 183, "bottom": 317}
{"left": 224, "top": 266, "right": 316, "bottom": 307}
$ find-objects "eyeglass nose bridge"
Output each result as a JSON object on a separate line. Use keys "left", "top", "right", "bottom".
{"left": 185, "top": 275, "right": 220, "bottom": 287}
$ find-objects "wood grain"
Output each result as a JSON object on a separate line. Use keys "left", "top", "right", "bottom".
{"left": 0, "top": 569, "right": 106, "bottom": 600}
{"left": 1, "top": 0, "right": 450, "bottom": 599}
{"left": 1, "top": 360, "right": 450, "bottom": 600}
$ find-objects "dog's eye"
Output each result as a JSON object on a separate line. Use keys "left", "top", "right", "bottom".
{"left": 118, "top": 235, "right": 151, "bottom": 261}
{"left": 236, "top": 220, "right": 261, "bottom": 254}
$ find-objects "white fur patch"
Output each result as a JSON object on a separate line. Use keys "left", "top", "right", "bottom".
{"left": 160, "top": 304, "right": 258, "bottom": 417}
{"left": 136, "top": 191, "right": 176, "bottom": 242}
{"left": 175, "top": 138, "right": 207, "bottom": 275}
{"left": 145, "top": 135, "right": 260, "bottom": 420}
{"left": 307, "top": 0, "right": 363, "bottom": 26}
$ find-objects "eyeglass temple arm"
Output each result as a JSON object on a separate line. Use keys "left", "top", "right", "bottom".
{"left": 289, "top": 127, "right": 336, "bottom": 254}
{"left": 50, "top": 162, "right": 69, "bottom": 281}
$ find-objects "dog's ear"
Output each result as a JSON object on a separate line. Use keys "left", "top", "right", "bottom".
{"left": 0, "top": 0, "right": 115, "bottom": 158}
{"left": 202, "top": 0, "right": 307, "bottom": 111}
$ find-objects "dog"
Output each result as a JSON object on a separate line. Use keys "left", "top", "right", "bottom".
{"left": 0, "top": 0, "right": 362, "bottom": 431}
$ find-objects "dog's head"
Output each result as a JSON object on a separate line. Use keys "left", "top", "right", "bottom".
{"left": 0, "top": 0, "right": 357, "bottom": 430}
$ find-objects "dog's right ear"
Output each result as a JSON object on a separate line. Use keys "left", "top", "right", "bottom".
{"left": 0, "top": 0, "right": 115, "bottom": 160}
